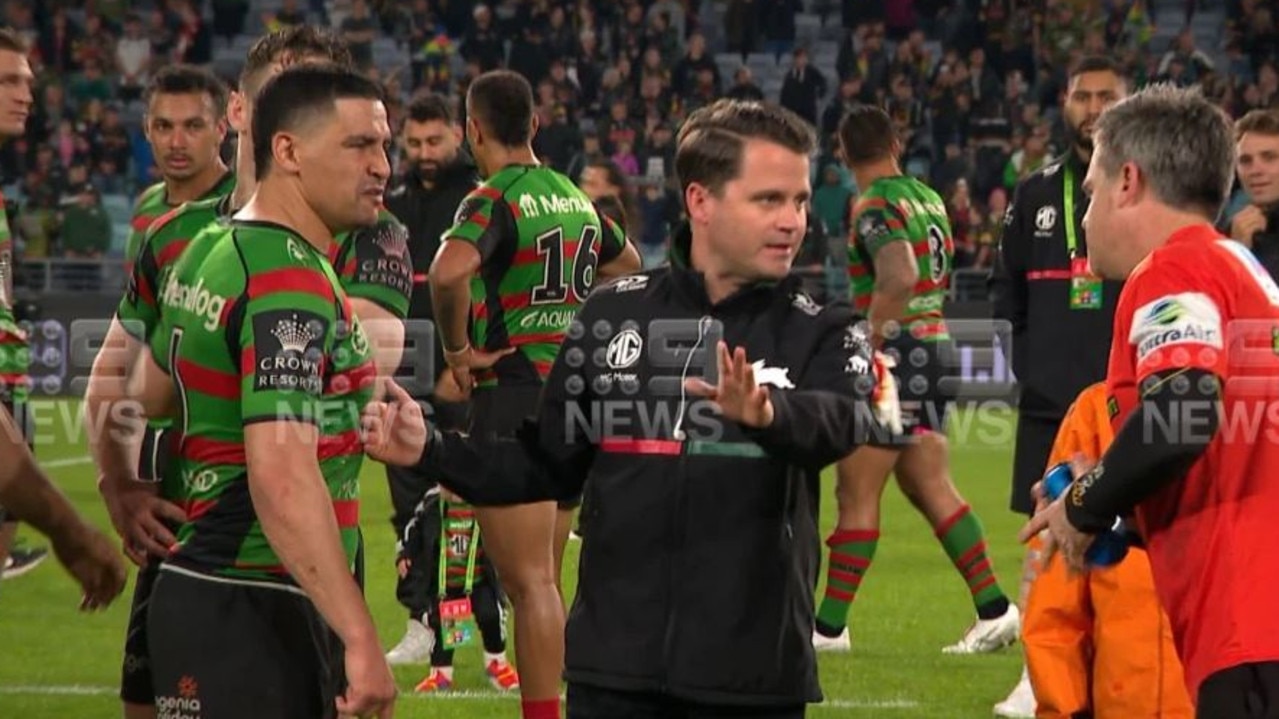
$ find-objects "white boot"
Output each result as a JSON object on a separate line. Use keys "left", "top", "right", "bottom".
{"left": 993, "top": 665, "right": 1036, "bottom": 718}
{"left": 386, "top": 618, "right": 434, "bottom": 665}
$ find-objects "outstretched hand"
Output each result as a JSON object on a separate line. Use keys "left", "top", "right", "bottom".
{"left": 684, "top": 342, "right": 775, "bottom": 429}
{"left": 361, "top": 380, "right": 429, "bottom": 467}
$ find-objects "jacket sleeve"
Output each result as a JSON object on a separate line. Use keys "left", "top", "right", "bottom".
{"left": 740, "top": 306, "right": 874, "bottom": 471}
{"left": 989, "top": 180, "right": 1032, "bottom": 378}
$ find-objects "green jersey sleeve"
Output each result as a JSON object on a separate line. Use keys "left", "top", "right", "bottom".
{"left": 118, "top": 205, "right": 185, "bottom": 342}
{"left": 331, "top": 211, "right": 413, "bottom": 319}
{"left": 445, "top": 186, "right": 515, "bottom": 262}
{"left": 597, "top": 211, "right": 628, "bottom": 265}
{"left": 235, "top": 262, "right": 340, "bottom": 426}
{"left": 851, "top": 200, "right": 911, "bottom": 260}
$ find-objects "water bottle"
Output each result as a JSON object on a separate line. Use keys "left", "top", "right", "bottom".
{"left": 1041, "top": 462, "right": 1130, "bottom": 567}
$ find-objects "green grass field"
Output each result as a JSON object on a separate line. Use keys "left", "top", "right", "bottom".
{"left": 0, "top": 400, "right": 1028, "bottom": 718}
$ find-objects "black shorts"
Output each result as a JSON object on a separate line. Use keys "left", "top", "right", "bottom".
{"left": 871, "top": 336, "right": 955, "bottom": 447}
{"left": 462, "top": 386, "right": 559, "bottom": 507}
{"left": 120, "top": 560, "right": 161, "bottom": 704}
{"left": 1010, "top": 414, "right": 1063, "bottom": 515}
{"left": 148, "top": 567, "right": 345, "bottom": 719}
{"left": 567, "top": 683, "right": 806, "bottom": 719}
{"left": 1196, "top": 661, "right": 1279, "bottom": 718}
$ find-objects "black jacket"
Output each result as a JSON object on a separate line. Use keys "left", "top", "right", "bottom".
{"left": 527, "top": 227, "right": 876, "bottom": 706}
{"left": 1244, "top": 205, "right": 1279, "bottom": 280}
{"left": 384, "top": 156, "right": 479, "bottom": 322}
{"left": 989, "top": 152, "right": 1121, "bottom": 420}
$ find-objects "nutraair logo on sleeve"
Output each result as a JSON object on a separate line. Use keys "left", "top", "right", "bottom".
{"left": 252, "top": 309, "right": 328, "bottom": 394}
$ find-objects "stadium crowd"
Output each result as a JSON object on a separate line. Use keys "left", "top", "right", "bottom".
{"left": 0, "top": 0, "right": 1274, "bottom": 278}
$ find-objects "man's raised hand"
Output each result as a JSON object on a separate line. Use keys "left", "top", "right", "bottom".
{"left": 685, "top": 342, "right": 775, "bottom": 429}
{"left": 361, "top": 380, "right": 429, "bottom": 467}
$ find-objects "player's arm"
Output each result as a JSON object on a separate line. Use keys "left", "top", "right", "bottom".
{"left": 856, "top": 205, "right": 918, "bottom": 349}
{"left": 334, "top": 217, "right": 413, "bottom": 387}
{"left": 89, "top": 235, "right": 188, "bottom": 561}
{"left": 989, "top": 184, "right": 1030, "bottom": 373}
{"left": 238, "top": 285, "right": 382, "bottom": 652}
{"left": 430, "top": 190, "right": 515, "bottom": 383}
{"left": 725, "top": 309, "right": 880, "bottom": 471}
{"left": 596, "top": 213, "right": 641, "bottom": 280}
{"left": 1062, "top": 275, "right": 1228, "bottom": 533}
{"left": 0, "top": 405, "right": 128, "bottom": 608}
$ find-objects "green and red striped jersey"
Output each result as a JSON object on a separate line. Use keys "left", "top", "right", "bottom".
{"left": 118, "top": 182, "right": 409, "bottom": 501}
{"left": 121, "top": 190, "right": 411, "bottom": 347}
{"left": 124, "top": 172, "right": 235, "bottom": 272}
{"left": 444, "top": 164, "right": 627, "bottom": 388}
{"left": 150, "top": 220, "right": 375, "bottom": 585}
{"left": 847, "top": 175, "right": 954, "bottom": 342}
{"left": 441, "top": 502, "right": 485, "bottom": 590}
{"left": 0, "top": 191, "right": 27, "bottom": 403}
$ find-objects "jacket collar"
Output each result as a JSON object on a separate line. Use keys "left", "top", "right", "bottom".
{"left": 665, "top": 223, "right": 801, "bottom": 312}
{"left": 407, "top": 152, "right": 478, "bottom": 190}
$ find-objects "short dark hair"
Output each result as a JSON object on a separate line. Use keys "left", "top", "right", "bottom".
{"left": 0, "top": 27, "right": 27, "bottom": 54}
{"left": 1094, "top": 83, "right": 1235, "bottom": 219}
{"left": 406, "top": 93, "right": 453, "bottom": 125}
{"left": 1236, "top": 108, "right": 1279, "bottom": 141}
{"left": 1069, "top": 55, "right": 1127, "bottom": 84}
{"left": 675, "top": 99, "right": 816, "bottom": 194}
{"left": 241, "top": 26, "right": 352, "bottom": 96}
{"left": 837, "top": 104, "right": 897, "bottom": 165}
{"left": 144, "top": 65, "right": 229, "bottom": 117}
{"left": 252, "top": 64, "right": 385, "bottom": 181}
{"left": 466, "top": 70, "right": 535, "bottom": 147}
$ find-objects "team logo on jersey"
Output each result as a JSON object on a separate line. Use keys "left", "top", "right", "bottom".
{"left": 1035, "top": 206, "right": 1057, "bottom": 233}
{"left": 253, "top": 309, "right": 328, "bottom": 394}
{"left": 1130, "top": 292, "right": 1223, "bottom": 367}
{"left": 156, "top": 674, "right": 202, "bottom": 719}
{"left": 286, "top": 237, "right": 310, "bottom": 263}
{"left": 858, "top": 212, "right": 890, "bottom": 242}
{"left": 1003, "top": 204, "right": 1015, "bottom": 227}
{"left": 606, "top": 329, "right": 643, "bottom": 369}
{"left": 454, "top": 196, "right": 487, "bottom": 226}
{"left": 751, "top": 360, "right": 795, "bottom": 389}
{"left": 184, "top": 469, "right": 218, "bottom": 494}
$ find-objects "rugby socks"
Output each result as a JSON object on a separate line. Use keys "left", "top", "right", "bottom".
{"left": 935, "top": 504, "right": 1010, "bottom": 620}
{"left": 815, "top": 529, "right": 879, "bottom": 636}
{"left": 521, "top": 698, "right": 561, "bottom": 719}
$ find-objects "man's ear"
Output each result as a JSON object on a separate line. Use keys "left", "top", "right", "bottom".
{"left": 271, "top": 131, "right": 301, "bottom": 176}
{"left": 1117, "top": 161, "right": 1143, "bottom": 208}
{"left": 227, "top": 91, "right": 248, "bottom": 135}
{"left": 684, "top": 182, "right": 715, "bottom": 225}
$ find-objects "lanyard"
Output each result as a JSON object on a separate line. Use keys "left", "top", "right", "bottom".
{"left": 1063, "top": 163, "right": 1080, "bottom": 258}
{"left": 438, "top": 501, "right": 480, "bottom": 597}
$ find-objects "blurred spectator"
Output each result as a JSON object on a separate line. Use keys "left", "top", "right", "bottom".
{"left": 341, "top": 0, "right": 378, "bottom": 69}
{"left": 535, "top": 104, "right": 582, "bottom": 174}
{"left": 726, "top": 66, "right": 765, "bottom": 101}
{"left": 947, "top": 177, "right": 975, "bottom": 267}
{"left": 545, "top": 5, "right": 577, "bottom": 62}
{"left": 780, "top": 47, "right": 828, "bottom": 127}
{"left": 812, "top": 162, "right": 854, "bottom": 237}
{"left": 612, "top": 138, "right": 640, "bottom": 176}
{"left": 673, "top": 33, "right": 718, "bottom": 97}
{"left": 461, "top": 4, "right": 504, "bottom": 71}
{"left": 637, "top": 122, "right": 675, "bottom": 180}
{"left": 761, "top": 0, "right": 802, "bottom": 60}
{"left": 212, "top": 0, "right": 251, "bottom": 45}
{"left": 58, "top": 184, "right": 111, "bottom": 290}
{"left": 1158, "top": 30, "right": 1216, "bottom": 84}
{"left": 970, "top": 186, "right": 1007, "bottom": 270}
{"left": 115, "top": 14, "right": 151, "bottom": 103}
{"left": 636, "top": 174, "right": 680, "bottom": 268}
{"left": 725, "top": 0, "right": 761, "bottom": 59}
{"left": 1002, "top": 123, "right": 1051, "bottom": 190}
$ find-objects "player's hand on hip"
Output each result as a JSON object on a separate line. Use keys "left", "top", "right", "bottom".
{"left": 361, "top": 380, "right": 428, "bottom": 467}
{"left": 1230, "top": 205, "right": 1268, "bottom": 246}
{"left": 444, "top": 345, "right": 517, "bottom": 398}
{"left": 102, "top": 478, "right": 186, "bottom": 566}
{"left": 49, "top": 521, "right": 128, "bottom": 612}
{"left": 337, "top": 638, "right": 397, "bottom": 719}
{"left": 685, "top": 342, "right": 775, "bottom": 429}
